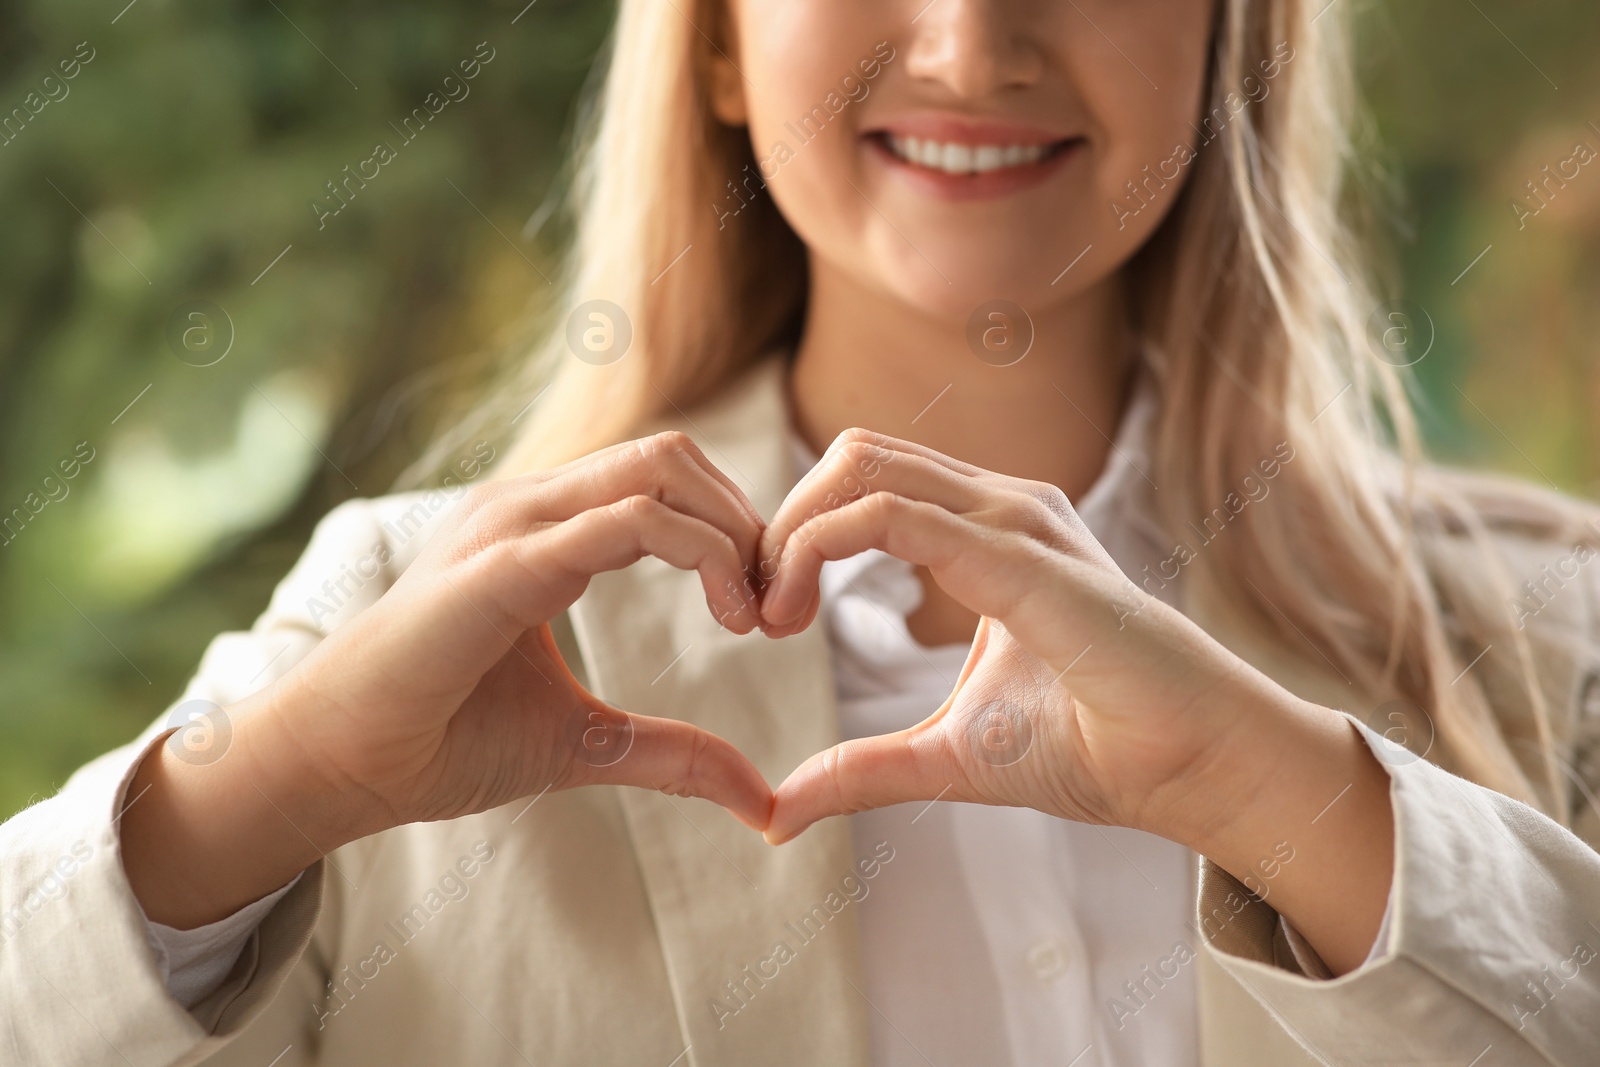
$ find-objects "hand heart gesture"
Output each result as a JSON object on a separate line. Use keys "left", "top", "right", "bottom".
{"left": 755, "top": 428, "right": 1255, "bottom": 845}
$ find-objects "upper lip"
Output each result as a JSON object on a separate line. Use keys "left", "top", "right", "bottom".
{"left": 863, "top": 112, "right": 1079, "bottom": 147}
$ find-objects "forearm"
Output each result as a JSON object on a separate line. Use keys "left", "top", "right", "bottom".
{"left": 1153, "top": 684, "right": 1395, "bottom": 976}
{"left": 120, "top": 691, "right": 378, "bottom": 929}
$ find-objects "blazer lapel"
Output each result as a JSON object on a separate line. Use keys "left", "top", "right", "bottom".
{"left": 565, "top": 354, "right": 872, "bottom": 1067}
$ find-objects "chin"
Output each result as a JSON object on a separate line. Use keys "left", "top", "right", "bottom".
{"left": 884, "top": 243, "right": 1102, "bottom": 316}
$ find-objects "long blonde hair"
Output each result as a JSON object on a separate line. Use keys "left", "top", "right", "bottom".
{"left": 414, "top": 0, "right": 1600, "bottom": 821}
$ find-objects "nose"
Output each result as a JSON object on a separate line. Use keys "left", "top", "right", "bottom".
{"left": 903, "top": 0, "right": 1045, "bottom": 98}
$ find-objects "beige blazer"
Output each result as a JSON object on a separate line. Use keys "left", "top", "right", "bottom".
{"left": 6, "top": 353, "right": 1600, "bottom": 1066}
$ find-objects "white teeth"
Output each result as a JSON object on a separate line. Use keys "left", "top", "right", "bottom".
{"left": 886, "top": 135, "right": 1053, "bottom": 175}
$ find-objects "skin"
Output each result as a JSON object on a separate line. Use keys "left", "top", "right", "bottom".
{"left": 122, "top": 0, "right": 1394, "bottom": 984}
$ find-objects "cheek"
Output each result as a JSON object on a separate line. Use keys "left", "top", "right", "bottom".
{"left": 735, "top": 1, "right": 874, "bottom": 152}
{"left": 732, "top": 8, "right": 886, "bottom": 266}
{"left": 739, "top": 38, "right": 845, "bottom": 170}
{"left": 1074, "top": 2, "right": 1216, "bottom": 235}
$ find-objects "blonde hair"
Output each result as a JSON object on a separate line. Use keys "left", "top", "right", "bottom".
{"left": 415, "top": 0, "right": 1600, "bottom": 821}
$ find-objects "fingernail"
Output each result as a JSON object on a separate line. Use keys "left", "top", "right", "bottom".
{"left": 761, "top": 570, "right": 789, "bottom": 622}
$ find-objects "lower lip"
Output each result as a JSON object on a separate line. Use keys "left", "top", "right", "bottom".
{"left": 865, "top": 136, "right": 1082, "bottom": 202}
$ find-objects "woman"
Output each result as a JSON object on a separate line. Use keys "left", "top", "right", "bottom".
{"left": 5, "top": 0, "right": 1599, "bottom": 1063}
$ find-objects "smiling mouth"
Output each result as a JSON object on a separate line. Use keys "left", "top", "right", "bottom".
{"left": 872, "top": 132, "right": 1081, "bottom": 176}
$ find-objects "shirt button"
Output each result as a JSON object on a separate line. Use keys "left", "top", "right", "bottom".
{"left": 1027, "top": 938, "right": 1068, "bottom": 982}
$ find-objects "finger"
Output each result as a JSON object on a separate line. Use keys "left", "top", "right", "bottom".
{"left": 499, "top": 430, "right": 767, "bottom": 572}
{"left": 573, "top": 710, "right": 775, "bottom": 831}
{"left": 791, "top": 428, "right": 989, "bottom": 498}
{"left": 763, "top": 492, "right": 1030, "bottom": 627}
{"left": 502, "top": 495, "right": 762, "bottom": 632}
{"left": 532, "top": 431, "right": 765, "bottom": 534}
{"left": 542, "top": 495, "right": 762, "bottom": 629}
{"left": 764, "top": 728, "right": 959, "bottom": 844}
{"left": 761, "top": 438, "right": 989, "bottom": 575}
{"left": 757, "top": 585, "right": 819, "bottom": 641}
{"left": 842, "top": 429, "right": 988, "bottom": 475}
{"left": 553, "top": 432, "right": 765, "bottom": 561}
{"left": 402, "top": 495, "right": 760, "bottom": 699}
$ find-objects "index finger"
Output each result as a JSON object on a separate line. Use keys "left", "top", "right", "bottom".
{"left": 534, "top": 431, "right": 766, "bottom": 530}
{"left": 761, "top": 435, "right": 988, "bottom": 579}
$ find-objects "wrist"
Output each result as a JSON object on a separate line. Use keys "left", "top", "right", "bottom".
{"left": 119, "top": 690, "right": 385, "bottom": 928}
{"left": 1114, "top": 667, "right": 1283, "bottom": 847}
{"left": 1148, "top": 689, "right": 1352, "bottom": 852}
{"left": 1137, "top": 680, "right": 1396, "bottom": 975}
{"left": 246, "top": 678, "right": 400, "bottom": 843}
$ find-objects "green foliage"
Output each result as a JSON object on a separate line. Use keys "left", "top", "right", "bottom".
{"left": 1356, "top": 0, "right": 1600, "bottom": 489}
{"left": 0, "top": 0, "right": 612, "bottom": 817}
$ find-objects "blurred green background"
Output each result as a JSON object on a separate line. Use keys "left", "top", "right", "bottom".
{"left": 1, "top": 0, "right": 1596, "bottom": 819}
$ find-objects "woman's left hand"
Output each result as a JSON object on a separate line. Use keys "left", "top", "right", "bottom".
{"left": 757, "top": 428, "right": 1398, "bottom": 976}
{"left": 757, "top": 428, "right": 1330, "bottom": 851}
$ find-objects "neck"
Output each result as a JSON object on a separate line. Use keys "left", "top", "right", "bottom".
{"left": 786, "top": 257, "right": 1136, "bottom": 501}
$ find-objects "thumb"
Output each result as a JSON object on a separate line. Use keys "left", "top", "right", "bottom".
{"left": 764, "top": 730, "right": 959, "bottom": 845}
{"left": 577, "top": 710, "right": 777, "bottom": 832}
{"left": 534, "top": 623, "right": 775, "bottom": 832}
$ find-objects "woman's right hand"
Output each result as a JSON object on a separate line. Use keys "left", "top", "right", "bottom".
{"left": 121, "top": 431, "right": 773, "bottom": 928}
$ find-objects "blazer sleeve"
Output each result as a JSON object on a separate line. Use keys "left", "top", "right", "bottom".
{"left": 1195, "top": 564, "right": 1600, "bottom": 1066}
{"left": 0, "top": 494, "right": 431, "bottom": 1067}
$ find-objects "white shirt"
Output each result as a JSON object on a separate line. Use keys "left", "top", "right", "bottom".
{"left": 148, "top": 366, "right": 1390, "bottom": 1061}
{"left": 787, "top": 371, "right": 1200, "bottom": 1067}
